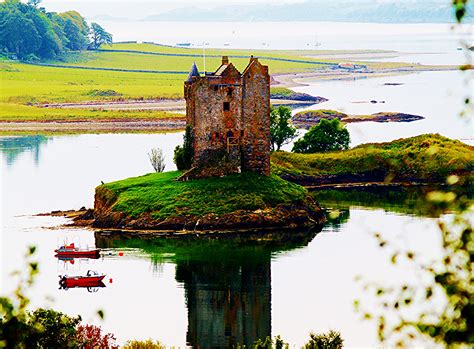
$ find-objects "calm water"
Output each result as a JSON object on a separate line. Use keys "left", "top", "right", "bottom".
{"left": 0, "top": 134, "right": 446, "bottom": 347}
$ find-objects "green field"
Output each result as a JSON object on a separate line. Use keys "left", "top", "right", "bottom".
{"left": 0, "top": 43, "right": 342, "bottom": 122}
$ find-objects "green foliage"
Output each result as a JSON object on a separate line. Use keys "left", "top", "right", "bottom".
{"left": 173, "top": 125, "right": 194, "bottom": 170}
{"left": 89, "top": 22, "right": 112, "bottom": 50}
{"left": 293, "top": 118, "right": 350, "bottom": 153}
{"left": 453, "top": 0, "right": 469, "bottom": 22}
{"left": 85, "top": 89, "right": 122, "bottom": 97}
{"left": 270, "top": 105, "right": 297, "bottom": 151}
{"left": 57, "top": 11, "right": 89, "bottom": 51}
{"left": 0, "top": 247, "right": 80, "bottom": 348}
{"left": 273, "top": 134, "right": 474, "bottom": 183}
{"left": 101, "top": 171, "right": 307, "bottom": 220}
{"left": 293, "top": 109, "right": 348, "bottom": 120}
{"left": 123, "top": 339, "right": 166, "bottom": 349}
{"left": 303, "top": 330, "right": 344, "bottom": 349}
{"left": 0, "top": 246, "right": 38, "bottom": 348}
{"left": 253, "top": 335, "right": 289, "bottom": 349}
{"left": 26, "top": 309, "right": 81, "bottom": 348}
{"left": 0, "top": 0, "right": 100, "bottom": 60}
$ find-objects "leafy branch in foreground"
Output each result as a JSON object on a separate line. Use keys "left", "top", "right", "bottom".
{"left": 0, "top": 247, "right": 117, "bottom": 348}
{"left": 355, "top": 186, "right": 472, "bottom": 347}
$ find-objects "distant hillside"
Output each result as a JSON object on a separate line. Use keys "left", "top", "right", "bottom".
{"left": 143, "top": 1, "right": 473, "bottom": 23}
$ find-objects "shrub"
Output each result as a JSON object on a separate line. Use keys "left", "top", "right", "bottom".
{"left": 173, "top": 125, "right": 193, "bottom": 170}
{"left": 293, "top": 118, "right": 350, "bottom": 153}
{"left": 148, "top": 148, "right": 166, "bottom": 173}
{"left": 123, "top": 339, "right": 166, "bottom": 349}
{"left": 76, "top": 324, "right": 118, "bottom": 349}
{"left": 303, "top": 330, "right": 344, "bottom": 349}
{"left": 86, "top": 89, "right": 122, "bottom": 97}
{"left": 26, "top": 308, "right": 81, "bottom": 348}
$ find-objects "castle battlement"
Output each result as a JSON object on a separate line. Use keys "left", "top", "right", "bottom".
{"left": 184, "top": 56, "right": 270, "bottom": 178}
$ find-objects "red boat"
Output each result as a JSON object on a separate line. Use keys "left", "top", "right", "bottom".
{"left": 55, "top": 243, "right": 101, "bottom": 259}
{"left": 59, "top": 270, "right": 106, "bottom": 289}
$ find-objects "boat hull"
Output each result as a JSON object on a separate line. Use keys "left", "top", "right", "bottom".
{"left": 60, "top": 275, "right": 106, "bottom": 288}
{"left": 55, "top": 249, "right": 101, "bottom": 258}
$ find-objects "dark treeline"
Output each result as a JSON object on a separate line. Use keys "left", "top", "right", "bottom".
{"left": 0, "top": 0, "right": 112, "bottom": 61}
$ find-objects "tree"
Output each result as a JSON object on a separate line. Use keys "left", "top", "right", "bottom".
{"left": 89, "top": 22, "right": 112, "bottom": 50}
{"left": 270, "top": 105, "right": 297, "bottom": 151}
{"left": 174, "top": 126, "right": 194, "bottom": 171}
{"left": 148, "top": 148, "right": 166, "bottom": 173}
{"left": 292, "top": 118, "right": 350, "bottom": 153}
{"left": 58, "top": 11, "right": 89, "bottom": 50}
{"left": 0, "top": 1, "right": 41, "bottom": 59}
{"left": 25, "top": 6, "right": 63, "bottom": 58}
{"left": 0, "top": 0, "right": 61, "bottom": 59}
{"left": 27, "top": 0, "right": 41, "bottom": 8}
{"left": 303, "top": 330, "right": 344, "bottom": 349}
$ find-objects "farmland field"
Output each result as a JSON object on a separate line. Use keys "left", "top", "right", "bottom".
{"left": 0, "top": 43, "right": 438, "bottom": 122}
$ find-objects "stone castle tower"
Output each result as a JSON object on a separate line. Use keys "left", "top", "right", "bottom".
{"left": 183, "top": 56, "right": 270, "bottom": 178}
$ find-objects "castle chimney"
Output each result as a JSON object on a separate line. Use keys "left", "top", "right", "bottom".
{"left": 222, "top": 56, "right": 229, "bottom": 64}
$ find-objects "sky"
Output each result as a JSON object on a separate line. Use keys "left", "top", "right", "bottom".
{"left": 41, "top": 0, "right": 304, "bottom": 19}
{"left": 40, "top": 0, "right": 452, "bottom": 21}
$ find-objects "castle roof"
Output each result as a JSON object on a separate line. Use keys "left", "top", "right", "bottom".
{"left": 187, "top": 62, "right": 200, "bottom": 82}
{"left": 214, "top": 64, "right": 229, "bottom": 76}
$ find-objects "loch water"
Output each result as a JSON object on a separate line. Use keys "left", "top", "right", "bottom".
{"left": 0, "top": 132, "right": 453, "bottom": 347}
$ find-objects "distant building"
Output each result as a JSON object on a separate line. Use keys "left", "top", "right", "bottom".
{"left": 337, "top": 62, "right": 368, "bottom": 70}
{"left": 183, "top": 56, "right": 271, "bottom": 178}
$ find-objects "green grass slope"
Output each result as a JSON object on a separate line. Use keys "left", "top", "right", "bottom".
{"left": 272, "top": 134, "right": 474, "bottom": 183}
{"left": 99, "top": 171, "right": 307, "bottom": 220}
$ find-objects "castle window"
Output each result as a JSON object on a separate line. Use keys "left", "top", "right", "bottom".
{"left": 227, "top": 88, "right": 233, "bottom": 97}
{"left": 223, "top": 102, "right": 230, "bottom": 111}
{"left": 240, "top": 130, "right": 245, "bottom": 137}
{"left": 214, "top": 85, "right": 218, "bottom": 91}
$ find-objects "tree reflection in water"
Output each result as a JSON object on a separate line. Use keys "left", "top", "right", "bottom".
{"left": 0, "top": 135, "right": 49, "bottom": 166}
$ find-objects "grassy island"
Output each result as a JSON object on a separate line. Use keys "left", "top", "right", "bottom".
{"left": 292, "top": 109, "right": 424, "bottom": 128}
{"left": 93, "top": 171, "right": 325, "bottom": 232}
{"left": 272, "top": 134, "right": 473, "bottom": 186}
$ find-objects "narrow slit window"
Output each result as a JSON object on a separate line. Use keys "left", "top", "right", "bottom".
{"left": 223, "top": 102, "right": 230, "bottom": 111}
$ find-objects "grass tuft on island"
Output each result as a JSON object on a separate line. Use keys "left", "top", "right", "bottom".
{"left": 272, "top": 134, "right": 473, "bottom": 186}
{"left": 93, "top": 171, "right": 325, "bottom": 232}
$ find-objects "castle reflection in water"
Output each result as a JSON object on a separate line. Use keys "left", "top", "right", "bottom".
{"left": 95, "top": 230, "right": 318, "bottom": 347}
